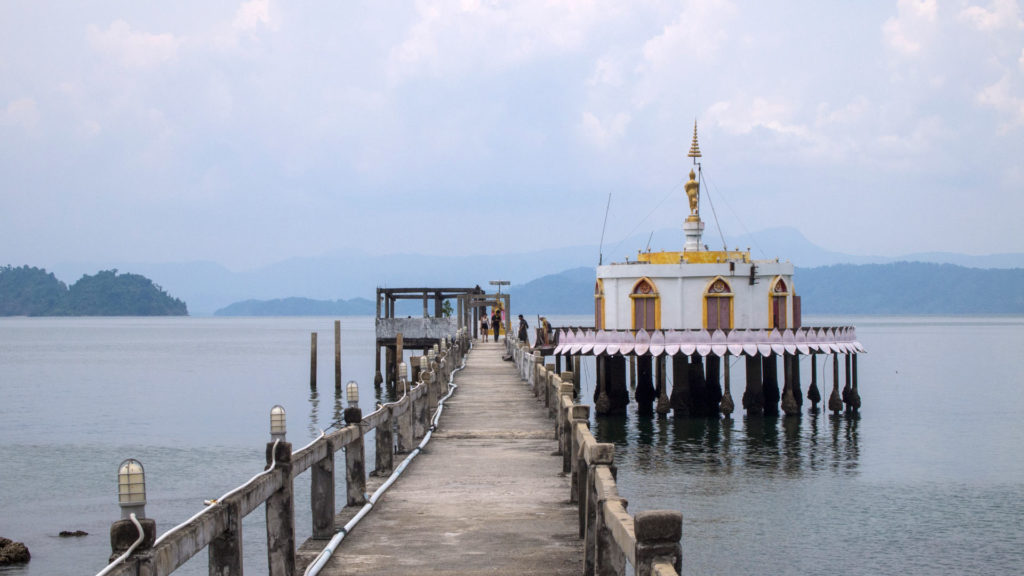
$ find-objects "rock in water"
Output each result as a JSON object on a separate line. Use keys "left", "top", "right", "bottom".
{"left": 0, "top": 537, "right": 31, "bottom": 565}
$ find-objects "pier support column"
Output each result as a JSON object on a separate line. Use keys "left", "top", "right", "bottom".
{"left": 704, "top": 355, "right": 723, "bottom": 417}
{"left": 265, "top": 440, "right": 295, "bottom": 576}
{"left": 670, "top": 355, "right": 691, "bottom": 417}
{"left": 720, "top": 354, "right": 735, "bottom": 417}
{"left": 688, "top": 355, "right": 707, "bottom": 416}
{"left": 743, "top": 355, "right": 763, "bottom": 416}
{"left": 782, "top": 353, "right": 799, "bottom": 416}
{"left": 656, "top": 356, "right": 671, "bottom": 415}
{"left": 606, "top": 355, "right": 629, "bottom": 415}
{"left": 807, "top": 353, "right": 821, "bottom": 412}
{"left": 842, "top": 353, "right": 853, "bottom": 412}
{"left": 850, "top": 354, "right": 861, "bottom": 412}
{"left": 762, "top": 354, "right": 780, "bottom": 415}
{"left": 635, "top": 355, "right": 655, "bottom": 413}
{"left": 828, "top": 354, "right": 843, "bottom": 414}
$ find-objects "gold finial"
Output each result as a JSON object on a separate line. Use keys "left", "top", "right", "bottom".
{"left": 687, "top": 120, "right": 702, "bottom": 160}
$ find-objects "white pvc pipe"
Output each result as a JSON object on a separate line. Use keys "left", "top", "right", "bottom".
{"left": 304, "top": 348, "right": 466, "bottom": 576}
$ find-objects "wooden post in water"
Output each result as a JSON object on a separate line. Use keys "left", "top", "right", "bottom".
{"left": 310, "top": 332, "right": 317, "bottom": 389}
{"left": 334, "top": 320, "right": 341, "bottom": 391}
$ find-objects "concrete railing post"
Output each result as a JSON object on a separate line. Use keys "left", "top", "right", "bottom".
{"left": 570, "top": 408, "right": 591, "bottom": 503}
{"left": 634, "top": 510, "right": 683, "bottom": 576}
{"left": 557, "top": 383, "right": 574, "bottom": 454}
{"left": 544, "top": 365, "right": 556, "bottom": 409}
{"left": 584, "top": 443, "right": 615, "bottom": 574}
{"left": 566, "top": 404, "right": 588, "bottom": 475}
{"left": 426, "top": 368, "right": 438, "bottom": 413}
{"left": 596, "top": 497, "right": 628, "bottom": 576}
{"left": 265, "top": 440, "right": 295, "bottom": 576}
{"left": 376, "top": 406, "right": 394, "bottom": 476}
{"left": 209, "top": 499, "right": 242, "bottom": 574}
{"left": 108, "top": 515, "right": 156, "bottom": 566}
{"left": 311, "top": 438, "right": 336, "bottom": 539}
{"left": 343, "top": 410, "right": 366, "bottom": 507}
{"left": 414, "top": 381, "right": 428, "bottom": 439}
{"left": 397, "top": 385, "right": 413, "bottom": 453}
{"left": 533, "top": 355, "right": 544, "bottom": 395}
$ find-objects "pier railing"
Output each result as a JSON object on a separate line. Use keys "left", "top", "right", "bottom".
{"left": 99, "top": 332, "right": 465, "bottom": 576}
{"left": 507, "top": 337, "right": 684, "bottom": 576}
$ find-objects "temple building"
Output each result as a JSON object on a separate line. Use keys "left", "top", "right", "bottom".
{"left": 553, "top": 124, "right": 863, "bottom": 417}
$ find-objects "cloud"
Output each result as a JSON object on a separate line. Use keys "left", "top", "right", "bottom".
{"left": 1, "top": 98, "right": 39, "bottom": 130}
{"left": 959, "top": 0, "right": 1024, "bottom": 31}
{"left": 388, "top": 0, "right": 610, "bottom": 80}
{"left": 580, "top": 110, "right": 630, "bottom": 149}
{"left": 88, "top": 19, "right": 182, "bottom": 69}
{"left": 883, "top": 0, "right": 937, "bottom": 55}
{"left": 233, "top": 0, "right": 273, "bottom": 32}
{"left": 977, "top": 73, "right": 1024, "bottom": 130}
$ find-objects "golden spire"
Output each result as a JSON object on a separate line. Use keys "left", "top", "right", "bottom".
{"left": 687, "top": 120, "right": 702, "bottom": 161}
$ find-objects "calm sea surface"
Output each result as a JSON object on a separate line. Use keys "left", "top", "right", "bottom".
{"left": 1, "top": 315, "right": 1023, "bottom": 575}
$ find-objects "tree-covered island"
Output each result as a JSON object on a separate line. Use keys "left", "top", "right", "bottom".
{"left": 0, "top": 265, "right": 188, "bottom": 316}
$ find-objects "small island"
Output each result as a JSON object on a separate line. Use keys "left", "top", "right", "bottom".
{"left": 0, "top": 265, "right": 188, "bottom": 316}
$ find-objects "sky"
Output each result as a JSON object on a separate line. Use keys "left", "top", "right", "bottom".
{"left": 2, "top": 0, "right": 1023, "bottom": 271}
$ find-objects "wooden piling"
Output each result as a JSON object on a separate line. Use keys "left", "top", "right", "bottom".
{"left": 310, "top": 332, "right": 317, "bottom": 389}
{"left": 334, "top": 320, "right": 341, "bottom": 391}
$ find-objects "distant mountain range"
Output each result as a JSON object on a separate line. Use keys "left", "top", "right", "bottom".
{"left": 42, "top": 226, "right": 1024, "bottom": 315}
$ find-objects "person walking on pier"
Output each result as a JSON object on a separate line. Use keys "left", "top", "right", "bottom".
{"left": 491, "top": 309, "right": 500, "bottom": 342}
{"left": 479, "top": 313, "right": 488, "bottom": 341}
{"left": 517, "top": 314, "right": 529, "bottom": 345}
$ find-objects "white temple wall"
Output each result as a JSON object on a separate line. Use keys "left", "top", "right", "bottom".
{"left": 596, "top": 260, "right": 795, "bottom": 331}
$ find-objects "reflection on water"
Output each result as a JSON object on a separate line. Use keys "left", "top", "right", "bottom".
{"left": 594, "top": 410, "right": 861, "bottom": 479}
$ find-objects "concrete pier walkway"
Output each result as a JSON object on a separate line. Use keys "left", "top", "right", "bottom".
{"left": 298, "top": 340, "right": 582, "bottom": 575}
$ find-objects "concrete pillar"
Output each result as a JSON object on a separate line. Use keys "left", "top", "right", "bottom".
{"left": 670, "top": 355, "right": 691, "bottom": 417}
{"left": 688, "top": 355, "right": 707, "bottom": 416}
{"left": 720, "top": 354, "right": 734, "bottom": 417}
{"left": 208, "top": 499, "right": 241, "bottom": 573}
{"left": 344, "top": 410, "right": 366, "bottom": 507}
{"left": 595, "top": 355, "right": 610, "bottom": 414}
{"left": 807, "top": 353, "right": 821, "bottom": 412}
{"left": 656, "top": 355, "right": 671, "bottom": 415}
{"left": 595, "top": 496, "right": 628, "bottom": 576}
{"left": 782, "top": 354, "right": 800, "bottom": 416}
{"left": 828, "top": 354, "right": 843, "bottom": 414}
{"left": 376, "top": 407, "right": 394, "bottom": 476}
{"left": 395, "top": 334, "right": 404, "bottom": 389}
{"left": 636, "top": 355, "right": 655, "bottom": 411}
{"left": 743, "top": 355, "right": 764, "bottom": 415}
{"left": 762, "top": 354, "right": 780, "bottom": 415}
{"left": 605, "top": 355, "right": 629, "bottom": 415}
{"left": 265, "top": 440, "right": 295, "bottom": 576}
{"left": 570, "top": 406, "right": 591, "bottom": 504}
{"left": 850, "top": 354, "right": 861, "bottom": 412}
{"left": 374, "top": 345, "right": 383, "bottom": 386}
{"left": 311, "top": 440, "right": 335, "bottom": 539}
{"left": 634, "top": 510, "right": 683, "bottom": 576}
{"left": 109, "top": 517, "right": 156, "bottom": 564}
{"left": 704, "top": 355, "right": 723, "bottom": 417}
{"left": 584, "top": 443, "right": 615, "bottom": 575}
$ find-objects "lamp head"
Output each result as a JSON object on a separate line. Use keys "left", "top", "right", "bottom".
{"left": 118, "top": 458, "right": 146, "bottom": 519}
{"left": 270, "top": 405, "right": 287, "bottom": 441}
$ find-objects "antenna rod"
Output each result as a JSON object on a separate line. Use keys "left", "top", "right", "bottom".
{"left": 598, "top": 192, "right": 611, "bottom": 265}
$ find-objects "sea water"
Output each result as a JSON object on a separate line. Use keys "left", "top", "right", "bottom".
{"left": 1, "top": 316, "right": 1023, "bottom": 575}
